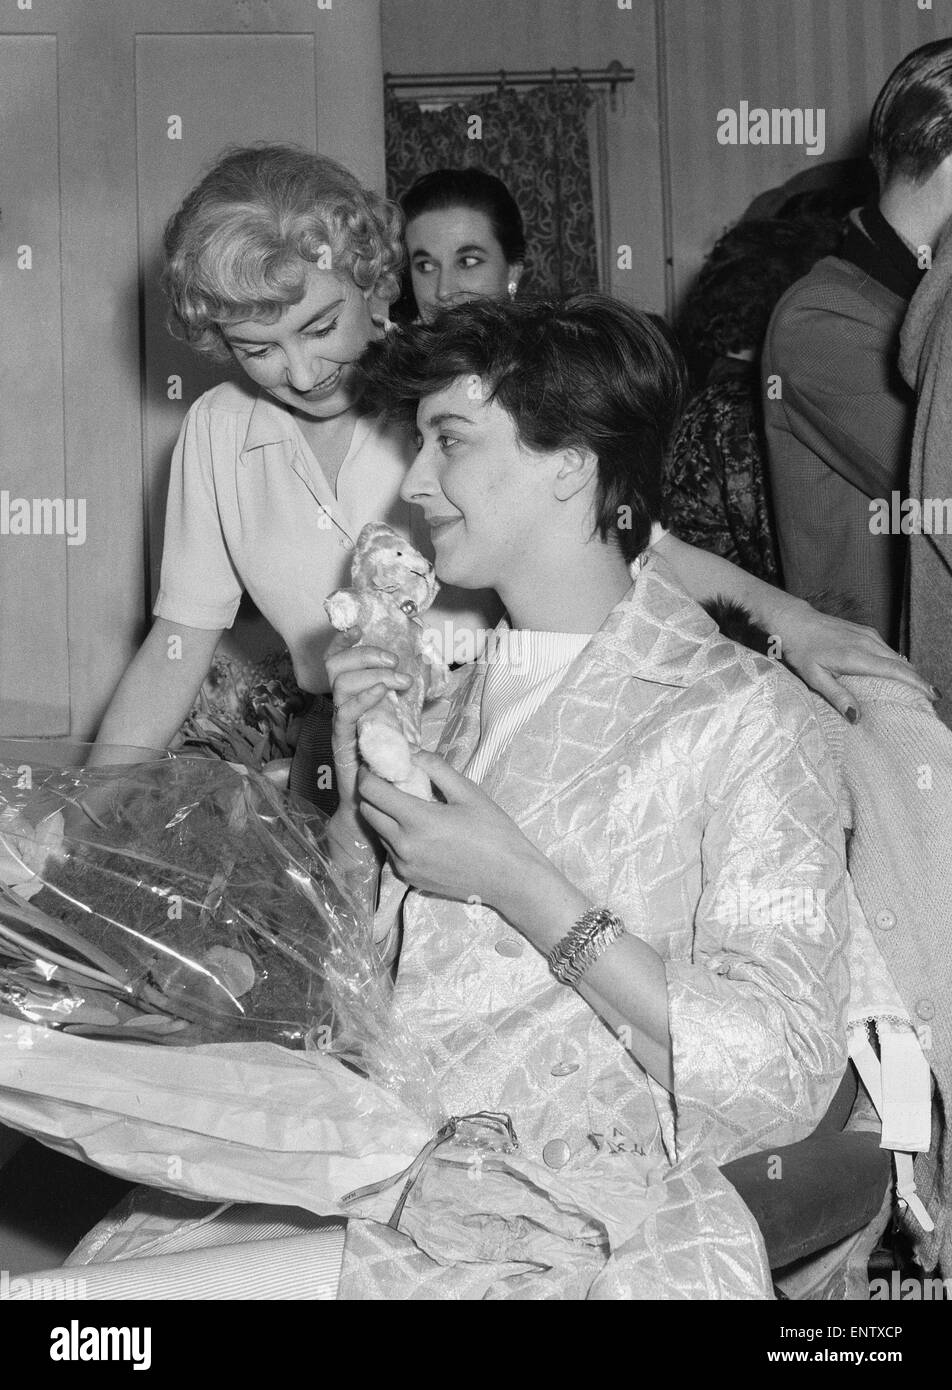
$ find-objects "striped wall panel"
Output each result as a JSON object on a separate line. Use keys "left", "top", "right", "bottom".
{"left": 660, "top": 0, "right": 952, "bottom": 307}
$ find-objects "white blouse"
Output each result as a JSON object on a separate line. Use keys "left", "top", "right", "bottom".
{"left": 464, "top": 626, "right": 592, "bottom": 784}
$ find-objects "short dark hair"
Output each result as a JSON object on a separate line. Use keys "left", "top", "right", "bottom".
{"left": 401, "top": 168, "right": 526, "bottom": 265}
{"left": 360, "top": 295, "right": 686, "bottom": 562}
{"left": 869, "top": 39, "right": 952, "bottom": 187}
{"left": 679, "top": 215, "right": 843, "bottom": 362}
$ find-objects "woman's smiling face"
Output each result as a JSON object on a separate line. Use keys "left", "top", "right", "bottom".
{"left": 406, "top": 207, "right": 520, "bottom": 323}
{"left": 222, "top": 263, "right": 376, "bottom": 419}
{"left": 400, "top": 374, "right": 548, "bottom": 592}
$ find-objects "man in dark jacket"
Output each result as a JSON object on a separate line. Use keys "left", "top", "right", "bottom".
{"left": 763, "top": 40, "right": 952, "bottom": 648}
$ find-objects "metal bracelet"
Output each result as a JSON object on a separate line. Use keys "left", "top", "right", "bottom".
{"left": 548, "top": 907, "right": 625, "bottom": 987}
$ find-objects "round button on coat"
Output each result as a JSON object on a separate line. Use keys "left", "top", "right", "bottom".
{"left": 542, "top": 1139, "right": 571, "bottom": 1170}
{"left": 493, "top": 939, "right": 524, "bottom": 958}
{"left": 874, "top": 909, "right": 896, "bottom": 931}
{"left": 916, "top": 1000, "right": 935, "bottom": 1022}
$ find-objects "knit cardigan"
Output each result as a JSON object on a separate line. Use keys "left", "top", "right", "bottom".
{"left": 811, "top": 676, "right": 952, "bottom": 1275}
{"left": 899, "top": 236, "right": 952, "bottom": 730}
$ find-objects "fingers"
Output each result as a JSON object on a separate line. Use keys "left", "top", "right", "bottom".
{"left": 357, "top": 766, "right": 416, "bottom": 818}
{"left": 335, "top": 667, "right": 410, "bottom": 698}
{"left": 356, "top": 798, "right": 402, "bottom": 848}
{"left": 804, "top": 667, "right": 860, "bottom": 723}
{"left": 815, "top": 622, "right": 936, "bottom": 700}
{"left": 839, "top": 652, "right": 937, "bottom": 700}
{"left": 326, "top": 635, "right": 400, "bottom": 678}
{"left": 332, "top": 681, "right": 399, "bottom": 734}
{"left": 412, "top": 749, "right": 477, "bottom": 800}
{"left": 329, "top": 654, "right": 411, "bottom": 712}
{"left": 356, "top": 772, "right": 410, "bottom": 858}
{"left": 811, "top": 623, "right": 937, "bottom": 701}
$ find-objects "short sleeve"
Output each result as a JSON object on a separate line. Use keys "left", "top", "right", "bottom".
{"left": 664, "top": 673, "right": 851, "bottom": 1163}
{"left": 153, "top": 399, "right": 244, "bottom": 629}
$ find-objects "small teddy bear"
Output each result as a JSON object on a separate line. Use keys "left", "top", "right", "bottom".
{"left": 325, "top": 523, "right": 449, "bottom": 799}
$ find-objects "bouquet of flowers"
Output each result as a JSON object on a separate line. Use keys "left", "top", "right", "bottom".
{"left": 172, "top": 650, "right": 306, "bottom": 781}
{"left": 0, "top": 746, "right": 384, "bottom": 1060}
{"left": 0, "top": 743, "right": 443, "bottom": 1213}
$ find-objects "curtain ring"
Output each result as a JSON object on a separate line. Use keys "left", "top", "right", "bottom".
{"left": 574, "top": 66, "right": 583, "bottom": 88}
{"left": 550, "top": 66, "right": 559, "bottom": 88}
{"left": 497, "top": 68, "right": 507, "bottom": 95}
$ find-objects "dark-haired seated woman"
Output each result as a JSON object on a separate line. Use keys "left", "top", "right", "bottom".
{"left": 323, "top": 295, "right": 852, "bottom": 1299}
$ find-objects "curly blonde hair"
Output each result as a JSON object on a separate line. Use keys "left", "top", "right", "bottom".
{"left": 162, "top": 145, "right": 405, "bottom": 361}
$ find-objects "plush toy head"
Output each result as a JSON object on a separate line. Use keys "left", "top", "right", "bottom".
{"left": 352, "top": 524, "right": 439, "bottom": 616}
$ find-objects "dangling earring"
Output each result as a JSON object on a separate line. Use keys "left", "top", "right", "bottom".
{"left": 507, "top": 281, "right": 518, "bottom": 300}
{"left": 369, "top": 311, "right": 400, "bottom": 341}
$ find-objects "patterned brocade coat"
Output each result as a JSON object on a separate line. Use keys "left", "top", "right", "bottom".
{"left": 340, "top": 555, "right": 850, "bottom": 1300}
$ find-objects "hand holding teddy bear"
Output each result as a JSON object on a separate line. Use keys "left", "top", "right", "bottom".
{"left": 325, "top": 524, "right": 449, "bottom": 803}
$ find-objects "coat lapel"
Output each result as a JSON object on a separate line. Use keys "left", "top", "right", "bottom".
{"left": 433, "top": 659, "right": 488, "bottom": 771}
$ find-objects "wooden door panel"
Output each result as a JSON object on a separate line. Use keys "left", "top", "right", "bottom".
{"left": 0, "top": 35, "right": 69, "bottom": 735}
{"left": 1, "top": 1, "right": 383, "bottom": 739}
{"left": 136, "top": 33, "right": 320, "bottom": 601}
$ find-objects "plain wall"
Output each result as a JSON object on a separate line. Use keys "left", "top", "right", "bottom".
{"left": 661, "top": 0, "right": 951, "bottom": 307}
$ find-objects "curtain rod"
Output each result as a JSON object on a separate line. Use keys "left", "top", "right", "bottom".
{"left": 385, "top": 64, "right": 634, "bottom": 92}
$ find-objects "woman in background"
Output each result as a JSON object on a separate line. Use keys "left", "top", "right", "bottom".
{"left": 399, "top": 168, "right": 525, "bottom": 322}
{"left": 663, "top": 216, "right": 843, "bottom": 583}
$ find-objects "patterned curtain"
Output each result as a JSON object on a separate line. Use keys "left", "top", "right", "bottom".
{"left": 385, "top": 82, "right": 598, "bottom": 301}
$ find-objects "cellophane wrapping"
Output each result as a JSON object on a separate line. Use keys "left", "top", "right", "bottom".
{"left": 0, "top": 746, "right": 438, "bottom": 1209}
